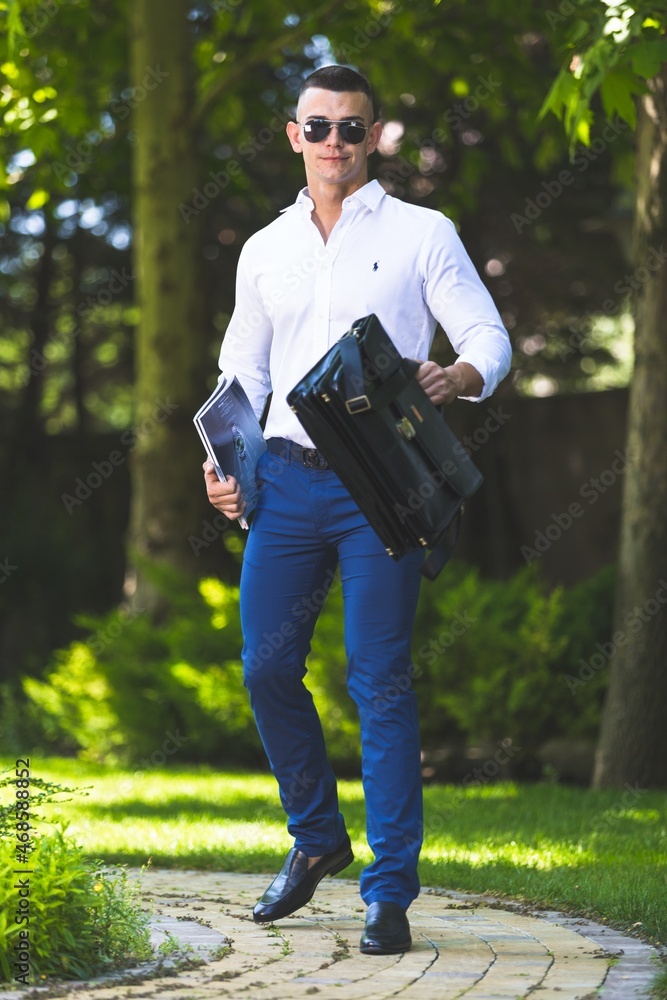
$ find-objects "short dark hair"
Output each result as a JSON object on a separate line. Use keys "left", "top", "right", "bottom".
{"left": 298, "top": 65, "right": 379, "bottom": 121}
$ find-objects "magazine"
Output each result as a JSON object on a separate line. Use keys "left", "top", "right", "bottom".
{"left": 193, "top": 376, "right": 267, "bottom": 529}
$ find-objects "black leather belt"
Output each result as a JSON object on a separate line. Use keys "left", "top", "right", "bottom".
{"left": 267, "top": 436, "right": 329, "bottom": 470}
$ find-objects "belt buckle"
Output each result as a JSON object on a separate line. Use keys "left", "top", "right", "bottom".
{"left": 301, "top": 447, "right": 327, "bottom": 469}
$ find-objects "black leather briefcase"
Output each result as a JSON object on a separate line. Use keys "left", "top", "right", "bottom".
{"left": 286, "top": 314, "right": 483, "bottom": 580}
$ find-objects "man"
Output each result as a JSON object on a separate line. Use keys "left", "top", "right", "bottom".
{"left": 204, "top": 64, "right": 511, "bottom": 954}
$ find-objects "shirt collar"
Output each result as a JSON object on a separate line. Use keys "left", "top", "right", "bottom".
{"left": 280, "top": 179, "right": 386, "bottom": 215}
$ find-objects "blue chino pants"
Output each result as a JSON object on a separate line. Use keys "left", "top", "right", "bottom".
{"left": 240, "top": 440, "right": 424, "bottom": 908}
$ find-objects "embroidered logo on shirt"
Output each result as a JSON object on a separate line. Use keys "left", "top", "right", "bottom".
{"left": 373, "top": 261, "right": 379, "bottom": 271}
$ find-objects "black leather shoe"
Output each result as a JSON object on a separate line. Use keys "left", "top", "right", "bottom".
{"left": 253, "top": 835, "right": 353, "bottom": 923}
{"left": 360, "top": 901, "right": 412, "bottom": 954}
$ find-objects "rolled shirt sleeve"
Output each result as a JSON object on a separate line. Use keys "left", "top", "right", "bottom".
{"left": 421, "top": 215, "right": 512, "bottom": 401}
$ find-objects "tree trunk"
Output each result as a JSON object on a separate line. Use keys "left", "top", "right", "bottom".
{"left": 593, "top": 67, "right": 667, "bottom": 789}
{"left": 129, "top": 0, "right": 210, "bottom": 612}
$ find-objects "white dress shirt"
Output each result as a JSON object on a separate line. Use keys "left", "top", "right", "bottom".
{"left": 218, "top": 179, "right": 511, "bottom": 449}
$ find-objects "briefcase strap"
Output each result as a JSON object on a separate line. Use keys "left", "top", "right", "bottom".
{"left": 420, "top": 507, "right": 463, "bottom": 580}
{"left": 339, "top": 334, "right": 420, "bottom": 414}
{"left": 339, "top": 334, "right": 371, "bottom": 413}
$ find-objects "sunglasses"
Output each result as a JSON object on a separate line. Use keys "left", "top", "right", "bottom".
{"left": 298, "top": 118, "right": 369, "bottom": 145}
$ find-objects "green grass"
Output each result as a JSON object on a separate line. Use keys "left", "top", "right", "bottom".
{"left": 2, "top": 758, "right": 666, "bottom": 947}
{"left": 651, "top": 965, "right": 667, "bottom": 999}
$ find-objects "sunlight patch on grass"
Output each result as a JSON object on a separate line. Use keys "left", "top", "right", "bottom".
{"left": 59, "top": 816, "right": 290, "bottom": 867}
{"left": 421, "top": 841, "right": 595, "bottom": 870}
{"left": 606, "top": 808, "right": 661, "bottom": 824}
{"left": 451, "top": 781, "right": 521, "bottom": 800}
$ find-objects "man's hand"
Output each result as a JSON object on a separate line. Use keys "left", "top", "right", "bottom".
{"left": 414, "top": 361, "right": 484, "bottom": 406}
{"left": 203, "top": 461, "right": 246, "bottom": 520}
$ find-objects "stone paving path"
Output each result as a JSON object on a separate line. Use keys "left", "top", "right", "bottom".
{"left": 1, "top": 870, "right": 661, "bottom": 1000}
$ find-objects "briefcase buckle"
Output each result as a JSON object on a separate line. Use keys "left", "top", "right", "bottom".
{"left": 396, "top": 416, "right": 416, "bottom": 441}
{"left": 345, "top": 395, "right": 371, "bottom": 414}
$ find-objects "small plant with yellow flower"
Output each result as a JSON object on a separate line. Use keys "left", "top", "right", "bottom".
{"left": 0, "top": 773, "right": 153, "bottom": 983}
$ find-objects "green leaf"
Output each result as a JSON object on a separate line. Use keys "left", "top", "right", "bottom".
{"left": 569, "top": 18, "right": 593, "bottom": 45}
{"left": 599, "top": 65, "right": 644, "bottom": 127}
{"left": 629, "top": 39, "right": 667, "bottom": 80}
{"left": 538, "top": 68, "right": 578, "bottom": 123}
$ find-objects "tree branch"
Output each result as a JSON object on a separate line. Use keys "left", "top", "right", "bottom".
{"left": 194, "top": 0, "right": 350, "bottom": 126}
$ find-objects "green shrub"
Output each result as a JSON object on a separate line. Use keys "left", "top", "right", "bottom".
{"left": 24, "top": 564, "right": 262, "bottom": 767}
{"left": 412, "top": 561, "right": 615, "bottom": 749}
{"left": 23, "top": 561, "right": 616, "bottom": 770}
{"left": 556, "top": 562, "right": 617, "bottom": 728}
{"left": 0, "top": 829, "right": 152, "bottom": 982}
{"left": 0, "top": 774, "right": 152, "bottom": 983}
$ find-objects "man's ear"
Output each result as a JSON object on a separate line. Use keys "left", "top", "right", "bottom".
{"left": 367, "top": 120, "right": 383, "bottom": 155}
{"left": 286, "top": 121, "right": 302, "bottom": 153}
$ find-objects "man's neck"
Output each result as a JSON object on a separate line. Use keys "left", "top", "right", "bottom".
{"left": 306, "top": 176, "right": 369, "bottom": 244}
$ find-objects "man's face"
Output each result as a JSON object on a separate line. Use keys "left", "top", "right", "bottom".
{"left": 286, "top": 87, "right": 382, "bottom": 190}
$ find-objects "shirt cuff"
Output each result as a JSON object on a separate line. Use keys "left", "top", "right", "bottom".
{"left": 454, "top": 351, "right": 508, "bottom": 403}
